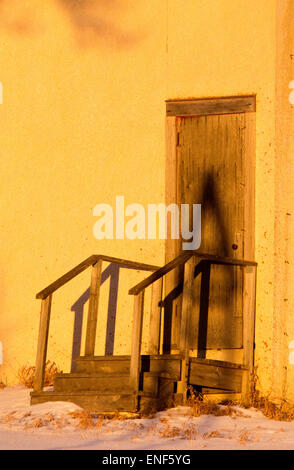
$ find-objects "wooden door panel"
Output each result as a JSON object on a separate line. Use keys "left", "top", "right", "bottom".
{"left": 171, "top": 113, "right": 253, "bottom": 349}
{"left": 177, "top": 114, "right": 246, "bottom": 257}
{"left": 189, "top": 263, "right": 243, "bottom": 349}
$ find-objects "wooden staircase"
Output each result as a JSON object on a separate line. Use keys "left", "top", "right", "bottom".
{"left": 31, "top": 354, "right": 183, "bottom": 412}
{"left": 31, "top": 252, "right": 257, "bottom": 412}
{"left": 31, "top": 356, "right": 136, "bottom": 412}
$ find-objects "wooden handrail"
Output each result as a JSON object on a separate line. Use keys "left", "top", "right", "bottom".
{"left": 129, "top": 251, "right": 257, "bottom": 295}
{"left": 193, "top": 252, "right": 257, "bottom": 267}
{"left": 36, "top": 255, "right": 160, "bottom": 299}
{"left": 34, "top": 254, "right": 160, "bottom": 392}
{"left": 129, "top": 252, "right": 192, "bottom": 295}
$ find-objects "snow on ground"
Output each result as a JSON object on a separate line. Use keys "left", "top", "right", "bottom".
{"left": 0, "top": 385, "right": 293, "bottom": 450}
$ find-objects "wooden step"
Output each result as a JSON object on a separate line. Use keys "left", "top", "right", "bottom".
{"left": 147, "top": 355, "right": 182, "bottom": 378}
{"left": 142, "top": 373, "right": 159, "bottom": 395}
{"left": 189, "top": 357, "right": 247, "bottom": 392}
{"left": 30, "top": 390, "right": 137, "bottom": 412}
{"left": 189, "top": 357, "right": 248, "bottom": 370}
{"left": 74, "top": 354, "right": 182, "bottom": 377}
{"left": 74, "top": 356, "right": 130, "bottom": 374}
{"left": 54, "top": 373, "right": 132, "bottom": 393}
{"left": 54, "top": 372, "right": 175, "bottom": 396}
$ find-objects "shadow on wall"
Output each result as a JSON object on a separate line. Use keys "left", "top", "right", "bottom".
{"left": 0, "top": 0, "right": 145, "bottom": 48}
{"left": 200, "top": 171, "right": 232, "bottom": 257}
{"left": 161, "top": 167, "right": 240, "bottom": 354}
{"left": 70, "top": 262, "right": 140, "bottom": 371}
{"left": 0, "top": 1, "right": 34, "bottom": 35}
{"left": 58, "top": 0, "right": 145, "bottom": 47}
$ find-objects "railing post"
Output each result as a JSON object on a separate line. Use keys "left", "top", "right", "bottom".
{"left": 179, "top": 256, "right": 195, "bottom": 351}
{"left": 178, "top": 256, "right": 195, "bottom": 402}
{"left": 241, "top": 265, "right": 257, "bottom": 403}
{"left": 34, "top": 294, "right": 52, "bottom": 392}
{"left": 85, "top": 259, "right": 103, "bottom": 356}
{"left": 129, "top": 291, "right": 145, "bottom": 394}
{"left": 149, "top": 278, "right": 163, "bottom": 355}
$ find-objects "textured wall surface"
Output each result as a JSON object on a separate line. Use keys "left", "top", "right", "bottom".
{"left": 270, "top": 0, "right": 294, "bottom": 402}
{"left": 0, "top": 0, "right": 292, "bottom": 403}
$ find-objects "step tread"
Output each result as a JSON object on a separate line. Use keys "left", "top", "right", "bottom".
{"left": 143, "top": 371, "right": 179, "bottom": 380}
{"left": 31, "top": 390, "right": 136, "bottom": 397}
{"left": 31, "top": 390, "right": 158, "bottom": 400}
{"left": 55, "top": 373, "right": 130, "bottom": 378}
{"left": 189, "top": 357, "right": 248, "bottom": 370}
{"left": 75, "top": 356, "right": 130, "bottom": 362}
{"left": 148, "top": 354, "right": 183, "bottom": 360}
{"left": 75, "top": 354, "right": 183, "bottom": 362}
{"left": 57, "top": 372, "right": 179, "bottom": 379}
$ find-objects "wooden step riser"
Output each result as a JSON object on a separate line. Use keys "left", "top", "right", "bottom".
{"left": 74, "top": 360, "right": 130, "bottom": 375}
{"left": 31, "top": 392, "right": 137, "bottom": 412}
{"left": 74, "top": 357, "right": 181, "bottom": 378}
{"left": 148, "top": 359, "right": 181, "bottom": 378}
{"left": 55, "top": 374, "right": 159, "bottom": 395}
{"left": 189, "top": 362, "right": 243, "bottom": 392}
{"left": 142, "top": 375, "right": 158, "bottom": 395}
{"left": 54, "top": 376, "right": 132, "bottom": 393}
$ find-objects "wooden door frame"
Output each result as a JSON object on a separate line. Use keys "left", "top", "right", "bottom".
{"left": 165, "top": 95, "right": 256, "bottom": 352}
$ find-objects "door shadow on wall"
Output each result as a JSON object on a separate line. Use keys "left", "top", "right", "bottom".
{"left": 197, "top": 171, "right": 239, "bottom": 351}
{"left": 162, "top": 170, "right": 239, "bottom": 354}
{"left": 200, "top": 172, "right": 232, "bottom": 257}
{"left": 70, "top": 262, "right": 140, "bottom": 371}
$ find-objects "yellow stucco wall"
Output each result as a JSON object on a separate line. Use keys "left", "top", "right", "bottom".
{"left": 271, "top": 0, "right": 294, "bottom": 402}
{"left": 0, "top": 0, "right": 293, "bottom": 402}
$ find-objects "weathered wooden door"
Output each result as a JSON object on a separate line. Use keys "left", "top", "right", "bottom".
{"left": 165, "top": 97, "right": 255, "bottom": 353}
